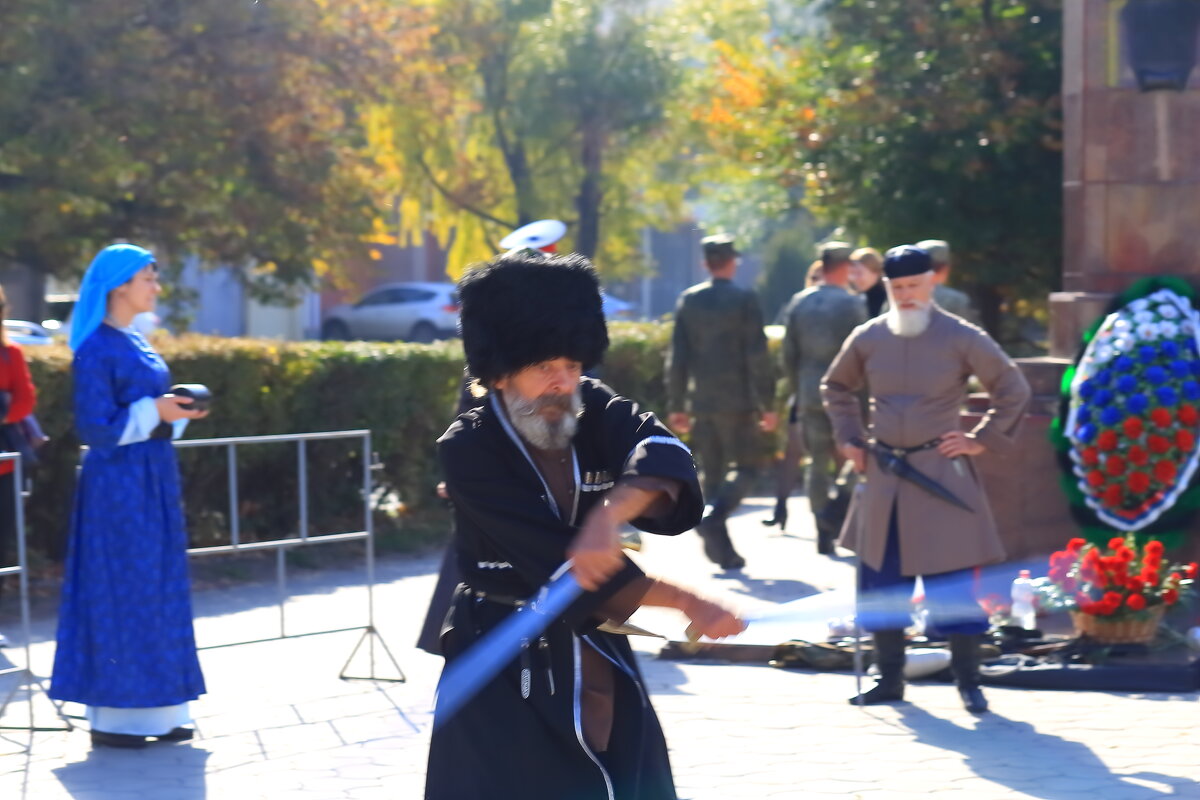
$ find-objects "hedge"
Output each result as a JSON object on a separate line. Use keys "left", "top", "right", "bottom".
{"left": 21, "top": 322, "right": 762, "bottom": 560}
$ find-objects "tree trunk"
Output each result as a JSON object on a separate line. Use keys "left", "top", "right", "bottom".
{"left": 575, "top": 121, "right": 605, "bottom": 259}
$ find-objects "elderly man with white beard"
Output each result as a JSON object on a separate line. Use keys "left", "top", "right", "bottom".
{"left": 820, "top": 245, "right": 1031, "bottom": 714}
{"left": 426, "top": 251, "right": 744, "bottom": 800}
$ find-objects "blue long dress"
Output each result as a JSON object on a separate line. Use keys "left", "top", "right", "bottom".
{"left": 49, "top": 324, "right": 206, "bottom": 712}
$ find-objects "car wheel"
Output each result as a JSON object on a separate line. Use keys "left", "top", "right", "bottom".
{"left": 322, "top": 319, "right": 351, "bottom": 340}
{"left": 409, "top": 321, "right": 437, "bottom": 344}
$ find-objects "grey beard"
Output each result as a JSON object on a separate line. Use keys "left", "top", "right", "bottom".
{"left": 886, "top": 304, "right": 933, "bottom": 337}
{"left": 502, "top": 387, "right": 582, "bottom": 450}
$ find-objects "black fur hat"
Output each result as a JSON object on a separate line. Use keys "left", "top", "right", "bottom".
{"left": 458, "top": 251, "right": 609, "bottom": 385}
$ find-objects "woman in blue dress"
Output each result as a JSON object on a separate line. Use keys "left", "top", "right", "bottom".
{"left": 49, "top": 244, "right": 209, "bottom": 748}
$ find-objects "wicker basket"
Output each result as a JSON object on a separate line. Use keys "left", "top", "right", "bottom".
{"left": 1070, "top": 605, "right": 1165, "bottom": 644}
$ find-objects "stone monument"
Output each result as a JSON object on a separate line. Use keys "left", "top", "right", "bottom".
{"left": 976, "top": 0, "right": 1200, "bottom": 563}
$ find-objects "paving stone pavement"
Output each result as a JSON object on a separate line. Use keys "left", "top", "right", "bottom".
{"left": 1, "top": 495, "right": 1197, "bottom": 799}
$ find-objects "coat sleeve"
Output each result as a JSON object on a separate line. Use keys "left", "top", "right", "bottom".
{"left": 964, "top": 330, "right": 1031, "bottom": 455}
{"left": 440, "top": 430, "right": 648, "bottom": 631}
{"left": 72, "top": 344, "right": 136, "bottom": 450}
{"left": 665, "top": 296, "right": 690, "bottom": 413}
{"left": 3, "top": 346, "right": 35, "bottom": 424}
{"left": 781, "top": 297, "right": 800, "bottom": 398}
{"left": 821, "top": 328, "right": 869, "bottom": 448}
{"left": 743, "top": 292, "right": 773, "bottom": 413}
{"left": 597, "top": 387, "right": 704, "bottom": 535}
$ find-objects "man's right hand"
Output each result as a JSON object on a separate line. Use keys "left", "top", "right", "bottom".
{"left": 840, "top": 442, "right": 866, "bottom": 473}
{"left": 682, "top": 595, "right": 746, "bottom": 640}
{"left": 667, "top": 412, "right": 691, "bottom": 435}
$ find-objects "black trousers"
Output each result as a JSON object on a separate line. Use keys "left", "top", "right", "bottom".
{"left": 0, "top": 472, "right": 17, "bottom": 604}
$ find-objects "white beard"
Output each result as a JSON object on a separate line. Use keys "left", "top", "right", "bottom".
{"left": 502, "top": 386, "right": 583, "bottom": 450}
{"left": 886, "top": 303, "right": 933, "bottom": 337}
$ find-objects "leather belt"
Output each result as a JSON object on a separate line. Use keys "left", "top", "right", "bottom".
{"left": 874, "top": 437, "right": 942, "bottom": 458}
{"left": 466, "top": 587, "right": 528, "bottom": 607}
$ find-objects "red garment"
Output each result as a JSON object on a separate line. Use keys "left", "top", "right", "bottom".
{"left": 0, "top": 343, "right": 37, "bottom": 476}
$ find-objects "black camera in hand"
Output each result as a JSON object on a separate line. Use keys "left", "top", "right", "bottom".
{"left": 169, "top": 384, "right": 212, "bottom": 413}
{"left": 150, "top": 384, "right": 212, "bottom": 439}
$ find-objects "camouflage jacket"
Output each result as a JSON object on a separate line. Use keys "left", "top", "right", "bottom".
{"left": 934, "top": 284, "right": 979, "bottom": 324}
{"left": 782, "top": 284, "right": 867, "bottom": 412}
{"left": 666, "top": 278, "right": 771, "bottom": 414}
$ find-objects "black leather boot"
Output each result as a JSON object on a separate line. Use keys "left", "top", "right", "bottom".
{"left": 91, "top": 730, "right": 149, "bottom": 749}
{"left": 949, "top": 633, "right": 989, "bottom": 713}
{"left": 761, "top": 498, "right": 788, "bottom": 530}
{"left": 697, "top": 502, "right": 744, "bottom": 569}
{"left": 849, "top": 628, "right": 906, "bottom": 705}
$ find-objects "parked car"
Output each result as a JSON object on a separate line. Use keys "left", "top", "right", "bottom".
{"left": 5, "top": 320, "right": 54, "bottom": 346}
{"left": 322, "top": 282, "right": 460, "bottom": 343}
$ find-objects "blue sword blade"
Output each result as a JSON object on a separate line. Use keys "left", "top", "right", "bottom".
{"left": 433, "top": 565, "right": 583, "bottom": 729}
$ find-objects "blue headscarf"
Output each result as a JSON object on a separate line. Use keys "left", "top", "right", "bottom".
{"left": 70, "top": 244, "right": 156, "bottom": 351}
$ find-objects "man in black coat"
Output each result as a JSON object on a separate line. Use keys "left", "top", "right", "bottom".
{"left": 425, "top": 251, "right": 744, "bottom": 800}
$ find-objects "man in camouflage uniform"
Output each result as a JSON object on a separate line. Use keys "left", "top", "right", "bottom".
{"left": 781, "top": 242, "right": 867, "bottom": 553}
{"left": 667, "top": 234, "right": 776, "bottom": 570}
{"left": 916, "top": 239, "right": 980, "bottom": 324}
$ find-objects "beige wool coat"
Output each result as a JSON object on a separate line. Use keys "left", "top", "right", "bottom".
{"left": 821, "top": 308, "right": 1031, "bottom": 576}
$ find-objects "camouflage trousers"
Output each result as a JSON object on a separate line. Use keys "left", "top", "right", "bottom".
{"left": 691, "top": 412, "right": 765, "bottom": 516}
{"left": 799, "top": 407, "right": 838, "bottom": 516}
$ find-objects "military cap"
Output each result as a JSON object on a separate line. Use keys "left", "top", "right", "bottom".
{"left": 819, "top": 241, "right": 853, "bottom": 266}
{"left": 915, "top": 239, "right": 950, "bottom": 266}
{"left": 701, "top": 233, "right": 739, "bottom": 259}
{"left": 883, "top": 245, "right": 934, "bottom": 279}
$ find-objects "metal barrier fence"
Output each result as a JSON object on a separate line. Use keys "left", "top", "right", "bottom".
{"left": 0, "top": 429, "right": 405, "bottom": 735}
{"left": 0, "top": 452, "right": 67, "bottom": 732}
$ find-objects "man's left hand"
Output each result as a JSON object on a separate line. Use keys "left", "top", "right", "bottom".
{"left": 937, "top": 430, "right": 984, "bottom": 458}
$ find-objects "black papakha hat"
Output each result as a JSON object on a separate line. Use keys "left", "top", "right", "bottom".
{"left": 882, "top": 245, "right": 934, "bottom": 279}
{"left": 458, "top": 251, "right": 609, "bottom": 385}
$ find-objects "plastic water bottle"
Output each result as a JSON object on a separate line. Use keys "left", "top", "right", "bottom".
{"left": 1011, "top": 569, "right": 1037, "bottom": 630}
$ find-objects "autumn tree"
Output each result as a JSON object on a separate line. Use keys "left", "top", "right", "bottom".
{"left": 0, "top": 0, "right": 434, "bottom": 293}
{"left": 694, "top": 0, "right": 1064, "bottom": 337}
{"left": 370, "top": 0, "right": 701, "bottom": 278}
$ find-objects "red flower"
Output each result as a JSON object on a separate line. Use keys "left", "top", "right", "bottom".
{"left": 1126, "top": 577, "right": 1145, "bottom": 593}
{"left": 1081, "top": 446, "right": 1100, "bottom": 467}
{"left": 1169, "top": 571, "right": 1183, "bottom": 583}
{"left": 1180, "top": 404, "right": 1199, "bottom": 426}
{"left": 1148, "top": 434, "right": 1172, "bottom": 455}
{"left": 1144, "top": 553, "right": 1163, "bottom": 571}
{"left": 1145, "top": 540, "right": 1165, "bottom": 557}
{"left": 1098, "top": 430, "right": 1120, "bottom": 451}
{"left": 1154, "top": 460, "right": 1178, "bottom": 483}
{"left": 1142, "top": 570, "right": 1160, "bottom": 586}
{"left": 1127, "top": 471, "right": 1151, "bottom": 494}
{"left": 1176, "top": 430, "right": 1196, "bottom": 452}
{"left": 1086, "top": 470, "right": 1105, "bottom": 488}
{"left": 1062, "top": 576, "right": 1078, "bottom": 593}
{"left": 1128, "top": 446, "right": 1149, "bottom": 466}
{"left": 1164, "top": 589, "right": 1180, "bottom": 605}
{"left": 1105, "top": 455, "right": 1126, "bottom": 477}
{"left": 1126, "top": 594, "right": 1147, "bottom": 611}
{"left": 1067, "top": 538, "right": 1086, "bottom": 553}
{"left": 1103, "top": 484, "right": 1124, "bottom": 507}
{"left": 1097, "top": 600, "right": 1120, "bottom": 616}
{"left": 1102, "top": 591, "right": 1123, "bottom": 605}
{"left": 1107, "top": 537, "right": 1125, "bottom": 551}
{"left": 1151, "top": 408, "right": 1173, "bottom": 428}
{"left": 1116, "top": 546, "right": 1135, "bottom": 562}
{"left": 1186, "top": 563, "right": 1198, "bottom": 580}
{"left": 1123, "top": 417, "right": 1145, "bottom": 439}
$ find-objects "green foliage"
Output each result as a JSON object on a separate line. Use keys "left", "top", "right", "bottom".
{"left": 757, "top": 223, "right": 818, "bottom": 322}
{"left": 693, "top": 0, "right": 1063, "bottom": 335}
{"left": 372, "top": 0, "right": 704, "bottom": 278}
{"left": 0, "top": 0, "right": 430, "bottom": 292}
{"left": 22, "top": 325, "right": 693, "bottom": 560}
